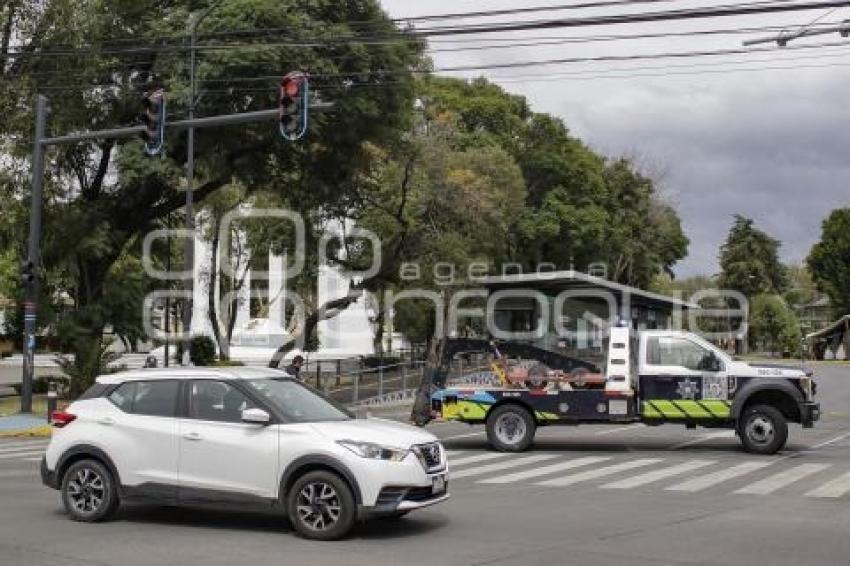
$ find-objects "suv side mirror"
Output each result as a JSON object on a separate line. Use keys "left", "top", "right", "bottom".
{"left": 241, "top": 407, "right": 271, "bottom": 425}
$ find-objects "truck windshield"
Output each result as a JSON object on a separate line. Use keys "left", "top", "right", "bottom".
{"left": 247, "top": 378, "right": 352, "bottom": 423}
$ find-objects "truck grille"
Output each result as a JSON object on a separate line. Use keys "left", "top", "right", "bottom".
{"left": 413, "top": 442, "right": 444, "bottom": 472}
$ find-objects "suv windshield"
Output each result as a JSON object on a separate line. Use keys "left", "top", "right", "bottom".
{"left": 246, "top": 378, "right": 352, "bottom": 423}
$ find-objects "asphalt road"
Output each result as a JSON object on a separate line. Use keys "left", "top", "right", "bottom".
{"left": 1, "top": 363, "right": 849, "bottom": 566}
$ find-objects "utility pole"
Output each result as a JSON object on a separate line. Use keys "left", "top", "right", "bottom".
{"left": 184, "top": 0, "right": 226, "bottom": 365}
{"left": 21, "top": 95, "right": 49, "bottom": 414}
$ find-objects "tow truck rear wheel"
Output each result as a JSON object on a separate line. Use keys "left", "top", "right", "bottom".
{"left": 737, "top": 404, "right": 787, "bottom": 455}
{"left": 487, "top": 404, "right": 536, "bottom": 452}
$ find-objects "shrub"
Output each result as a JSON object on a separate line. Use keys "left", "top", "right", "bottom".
{"left": 176, "top": 336, "right": 218, "bottom": 366}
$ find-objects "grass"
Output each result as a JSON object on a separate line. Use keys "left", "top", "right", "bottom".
{"left": 0, "top": 395, "right": 49, "bottom": 417}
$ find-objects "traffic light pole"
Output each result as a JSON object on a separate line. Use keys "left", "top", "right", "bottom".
{"left": 22, "top": 95, "right": 49, "bottom": 414}
{"left": 22, "top": 99, "right": 332, "bottom": 412}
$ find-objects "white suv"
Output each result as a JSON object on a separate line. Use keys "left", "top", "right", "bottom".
{"left": 41, "top": 367, "right": 449, "bottom": 540}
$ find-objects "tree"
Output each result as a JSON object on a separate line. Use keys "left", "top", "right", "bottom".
{"left": 807, "top": 208, "right": 850, "bottom": 316}
{"left": 718, "top": 215, "right": 788, "bottom": 297}
{"left": 419, "top": 77, "right": 688, "bottom": 288}
{"left": 3, "top": 0, "right": 424, "bottom": 390}
{"left": 749, "top": 294, "right": 801, "bottom": 357}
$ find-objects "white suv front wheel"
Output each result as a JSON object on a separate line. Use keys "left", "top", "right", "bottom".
{"left": 286, "top": 470, "right": 356, "bottom": 540}
{"left": 61, "top": 459, "right": 119, "bottom": 522}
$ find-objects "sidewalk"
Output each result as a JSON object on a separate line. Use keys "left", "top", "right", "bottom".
{"left": 0, "top": 413, "right": 52, "bottom": 437}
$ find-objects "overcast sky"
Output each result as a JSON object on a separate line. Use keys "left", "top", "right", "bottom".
{"left": 380, "top": 1, "right": 850, "bottom": 277}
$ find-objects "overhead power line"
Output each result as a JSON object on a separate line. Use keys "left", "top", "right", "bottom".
{"left": 8, "top": 0, "right": 850, "bottom": 58}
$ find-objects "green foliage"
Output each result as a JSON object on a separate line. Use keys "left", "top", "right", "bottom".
{"left": 55, "top": 340, "right": 124, "bottom": 398}
{"left": 719, "top": 216, "right": 788, "bottom": 297}
{"left": 417, "top": 77, "right": 688, "bottom": 289}
{"left": 783, "top": 263, "right": 819, "bottom": 308}
{"left": 3, "top": 0, "right": 423, "bottom": 368}
{"left": 749, "top": 294, "right": 801, "bottom": 357}
{"left": 176, "top": 336, "right": 218, "bottom": 366}
{"left": 807, "top": 208, "right": 850, "bottom": 315}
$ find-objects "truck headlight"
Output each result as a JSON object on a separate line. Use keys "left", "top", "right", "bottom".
{"left": 337, "top": 440, "right": 409, "bottom": 462}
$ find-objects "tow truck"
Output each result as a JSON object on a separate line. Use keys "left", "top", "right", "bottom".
{"left": 412, "top": 326, "right": 820, "bottom": 455}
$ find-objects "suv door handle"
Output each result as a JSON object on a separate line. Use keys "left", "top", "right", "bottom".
{"left": 97, "top": 417, "right": 114, "bottom": 425}
{"left": 182, "top": 432, "right": 202, "bottom": 441}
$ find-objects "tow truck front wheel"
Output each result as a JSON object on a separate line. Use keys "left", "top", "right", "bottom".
{"left": 737, "top": 404, "right": 788, "bottom": 455}
{"left": 487, "top": 404, "right": 536, "bottom": 452}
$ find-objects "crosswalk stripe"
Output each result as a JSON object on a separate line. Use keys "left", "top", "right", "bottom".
{"left": 536, "top": 458, "right": 662, "bottom": 487}
{"left": 0, "top": 450, "right": 46, "bottom": 460}
{"left": 22, "top": 457, "right": 43, "bottom": 462}
{"left": 735, "top": 463, "right": 831, "bottom": 495}
{"left": 666, "top": 461, "right": 773, "bottom": 492}
{"left": 0, "top": 445, "right": 49, "bottom": 455}
{"left": 478, "top": 457, "right": 612, "bottom": 484}
{"left": 805, "top": 471, "right": 850, "bottom": 498}
{"left": 445, "top": 450, "right": 465, "bottom": 458}
{"left": 448, "top": 453, "right": 511, "bottom": 467}
{"left": 601, "top": 460, "right": 717, "bottom": 489}
{"left": 451, "top": 454, "right": 558, "bottom": 480}
{"left": 0, "top": 441, "right": 49, "bottom": 452}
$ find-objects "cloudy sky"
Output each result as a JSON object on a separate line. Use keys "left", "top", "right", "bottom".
{"left": 380, "top": 1, "right": 850, "bottom": 277}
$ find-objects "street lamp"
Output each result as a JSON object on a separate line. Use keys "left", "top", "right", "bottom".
{"left": 183, "top": 0, "right": 226, "bottom": 364}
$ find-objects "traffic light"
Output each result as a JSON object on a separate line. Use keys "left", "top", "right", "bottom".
{"left": 20, "top": 260, "right": 34, "bottom": 285}
{"left": 278, "top": 72, "right": 309, "bottom": 141}
{"left": 141, "top": 89, "right": 166, "bottom": 156}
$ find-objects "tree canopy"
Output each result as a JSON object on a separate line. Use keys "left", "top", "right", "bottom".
{"left": 807, "top": 208, "right": 850, "bottom": 316}
{"left": 718, "top": 215, "right": 788, "bottom": 297}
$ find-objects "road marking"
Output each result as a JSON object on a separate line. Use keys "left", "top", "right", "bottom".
{"left": 445, "top": 450, "right": 466, "bottom": 457}
{"left": 22, "top": 457, "right": 42, "bottom": 462}
{"left": 805, "top": 471, "right": 850, "bottom": 498}
{"left": 478, "top": 457, "right": 612, "bottom": 484}
{"left": 669, "top": 431, "right": 735, "bottom": 450}
{"left": 735, "top": 463, "right": 831, "bottom": 495}
{"left": 440, "top": 432, "right": 485, "bottom": 441}
{"left": 451, "top": 454, "right": 558, "bottom": 479}
{"left": 448, "top": 453, "right": 511, "bottom": 467}
{"left": 666, "top": 461, "right": 774, "bottom": 492}
{"left": 594, "top": 423, "right": 645, "bottom": 436}
{"left": 601, "top": 460, "right": 717, "bottom": 489}
{"left": 0, "top": 440, "right": 49, "bottom": 451}
{"left": 0, "top": 446, "right": 47, "bottom": 456}
{"left": 808, "top": 432, "right": 850, "bottom": 450}
{"left": 0, "top": 450, "right": 46, "bottom": 460}
{"left": 537, "top": 458, "right": 662, "bottom": 487}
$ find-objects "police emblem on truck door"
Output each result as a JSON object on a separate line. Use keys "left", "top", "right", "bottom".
{"left": 702, "top": 374, "right": 728, "bottom": 400}
{"left": 676, "top": 378, "right": 698, "bottom": 400}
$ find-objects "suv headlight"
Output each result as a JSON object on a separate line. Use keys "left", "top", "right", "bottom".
{"left": 337, "top": 440, "right": 409, "bottom": 462}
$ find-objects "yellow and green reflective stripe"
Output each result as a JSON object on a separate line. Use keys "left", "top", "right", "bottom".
{"left": 535, "top": 411, "right": 559, "bottom": 422}
{"left": 648, "top": 400, "right": 687, "bottom": 418}
{"left": 642, "top": 399, "right": 732, "bottom": 420}
{"left": 642, "top": 402, "right": 663, "bottom": 418}
{"left": 699, "top": 400, "right": 732, "bottom": 418}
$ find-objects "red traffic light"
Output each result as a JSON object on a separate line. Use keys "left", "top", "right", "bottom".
{"left": 283, "top": 78, "right": 300, "bottom": 97}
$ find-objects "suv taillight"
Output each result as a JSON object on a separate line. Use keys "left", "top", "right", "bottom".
{"left": 51, "top": 410, "right": 76, "bottom": 428}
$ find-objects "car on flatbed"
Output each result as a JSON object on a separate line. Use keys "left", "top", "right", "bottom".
{"left": 42, "top": 367, "right": 449, "bottom": 540}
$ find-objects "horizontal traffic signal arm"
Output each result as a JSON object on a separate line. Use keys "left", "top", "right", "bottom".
{"left": 39, "top": 103, "right": 333, "bottom": 147}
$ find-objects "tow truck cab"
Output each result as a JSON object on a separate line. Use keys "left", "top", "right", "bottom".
{"left": 426, "top": 328, "right": 819, "bottom": 455}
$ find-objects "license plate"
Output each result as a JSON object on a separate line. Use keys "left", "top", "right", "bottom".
{"left": 432, "top": 475, "right": 446, "bottom": 495}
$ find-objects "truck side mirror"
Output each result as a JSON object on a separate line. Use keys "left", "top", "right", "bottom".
{"left": 699, "top": 353, "right": 722, "bottom": 372}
